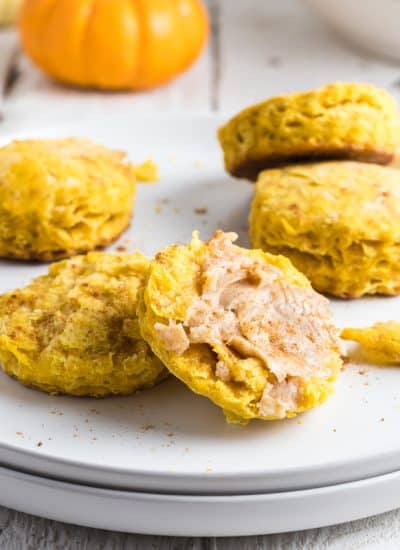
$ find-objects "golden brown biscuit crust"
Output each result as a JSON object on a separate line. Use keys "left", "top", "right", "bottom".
{"left": 219, "top": 82, "right": 400, "bottom": 180}
{"left": 249, "top": 161, "right": 400, "bottom": 298}
{"left": 0, "top": 138, "right": 136, "bottom": 261}
{"left": 231, "top": 147, "right": 394, "bottom": 180}
{"left": 0, "top": 251, "right": 167, "bottom": 396}
{"left": 0, "top": 223, "right": 130, "bottom": 262}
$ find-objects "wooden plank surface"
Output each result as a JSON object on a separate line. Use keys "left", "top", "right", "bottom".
{"left": 0, "top": 49, "right": 214, "bottom": 135}
{"left": 0, "top": 505, "right": 400, "bottom": 549}
{"left": 2, "top": 0, "right": 215, "bottom": 132}
{"left": 4, "top": 0, "right": 400, "bottom": 125}
{"left": 1, "top": 0, "right": 400, "bottom": 547}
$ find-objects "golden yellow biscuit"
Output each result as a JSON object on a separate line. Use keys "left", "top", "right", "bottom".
{"left": 218, "top": 82, "right": 400, "bottom": 180}
{"left": 0, "top": 138, "right": 136, "bottom": 260}
{"left": 342, "top": 322, "right": 400, "bottom": 364}
{"left": 250, "top": 161, "right": 400, "bottom": 298}
{"left": 0, "top": 252, "right": 167, "bottom": 396}
{"left": 138, "top": 231, "right": 342, "bottom": 424}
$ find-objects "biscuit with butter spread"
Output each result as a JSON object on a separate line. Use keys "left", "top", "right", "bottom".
{"left": 138, "top": 231, "right": 342, "bottom": 424}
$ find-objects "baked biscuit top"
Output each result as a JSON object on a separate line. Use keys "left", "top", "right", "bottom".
{"left": 218, "top": 82, "right": 400, "bottom": 179}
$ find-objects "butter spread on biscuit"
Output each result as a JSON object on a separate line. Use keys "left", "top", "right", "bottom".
{"left": 155, "top": 231, "right": 341, "bottom": 418}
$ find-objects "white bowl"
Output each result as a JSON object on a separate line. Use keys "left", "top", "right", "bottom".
{"left": 303, "top": 0, "right": 400, "bottom": 62}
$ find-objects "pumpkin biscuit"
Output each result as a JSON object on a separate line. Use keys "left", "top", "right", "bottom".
{"left": 0, "top": 252, "right": 167, "bottom": 396}
{"left": 218, "top": 82, "right": 400, "bottom": 180}
{"left": 342, "top": 322, "right": 400, "bottom": 364}
{"left": 250, "top": 161, "right": 400, "bottom": 298}
{"left": 0, "top": 138, "right": 136, "bottom": 261}
{"left": 138, "top": 231, "right": 342, "bottom": 424}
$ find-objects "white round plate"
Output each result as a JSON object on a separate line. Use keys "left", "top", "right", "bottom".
{"left": 2, "top": 464, "right": 400, "bottom": 536}
{"left": 0, "top": 114, "right": 400, "bottom": 496}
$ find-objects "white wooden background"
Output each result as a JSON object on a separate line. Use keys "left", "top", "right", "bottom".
{"left": 1, "top": 0, "right": 400, "bottom": 547}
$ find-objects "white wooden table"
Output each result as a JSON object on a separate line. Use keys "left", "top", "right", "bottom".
{"left": 1, "top": 0, "right": 400, "bottom": 547}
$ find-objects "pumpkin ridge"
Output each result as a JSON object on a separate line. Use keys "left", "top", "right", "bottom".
{"left": 46, "top": 0, "right": 94, "bottom": 84}
{"left": 81, "top": 0, "right": 97, "bottom": 86}
{"left": 129, "top": 0, "right": 148, "bottom": 86}
{"left": 22, "top": 0, "right": 58, "bottom": 74}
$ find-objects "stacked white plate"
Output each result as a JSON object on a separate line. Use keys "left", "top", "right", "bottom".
{"left": 0, "top": 114, "right": 399, "bottom": 536}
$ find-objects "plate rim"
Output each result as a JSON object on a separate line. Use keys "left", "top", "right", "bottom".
{"left": 1, "top": 462, "right": 400, "bottom": 535}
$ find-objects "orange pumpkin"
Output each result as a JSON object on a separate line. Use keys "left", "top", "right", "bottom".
{"left": 19, "top": 0, "right": 209, "bottom": 90}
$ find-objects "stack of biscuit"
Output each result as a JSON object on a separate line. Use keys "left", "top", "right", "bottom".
{"left": 218, "top": 82, "right": 400, "bottom": 298}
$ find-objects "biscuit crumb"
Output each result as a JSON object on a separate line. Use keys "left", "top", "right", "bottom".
{"left": 194, "top": 207, "right": 208, "bottom": 215}
{"left": 342, "top": 322, "right": 400, "bottom": 364}
{"left": 140, "top": 424, "right": 155, "bottom": 432}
